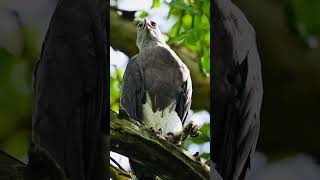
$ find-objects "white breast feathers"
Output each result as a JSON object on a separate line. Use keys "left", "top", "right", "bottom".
{"left": 142, "top": 93, "right": 182, "bottom": 134}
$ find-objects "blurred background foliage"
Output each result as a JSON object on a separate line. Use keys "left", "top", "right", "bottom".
{"left": 0, "top": 9, "right": 47, "bottom": 159}
{"left": 151, "top": 0, "right": 210, "bottom": 75}
{"left": 232, "top": 0, "right": 320, "bottom": 163}
{"left": 166, "top": 0, "right": 210, "bottom": 76}
{"left": 287, "top": 0, "right": 320, "bottom": 48}
{"left": 0, "top": 0, "right": 319, "bottom": 178}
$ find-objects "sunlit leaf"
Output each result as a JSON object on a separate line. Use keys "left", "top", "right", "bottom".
{"left": 182, "top": 14, "right": 192, "bottom": 28}
{"left": 201, "top": 14, "right": 210, "bottom": 29}
{"left": 170, "top": 1, "right": 198, "bottom": 14}
{"left": 200, "top": 50, "right": 210, "bottom": 77}
{"left": 110, "top": 77, "right": 121, "bottom": 104}
{"left": 138, "top": 11, "right": 149, "bottom": 19}
{"left": 111, "top": 103, "right": 119, "bottom": 113}
{"left": 204, "top": 32, "right": 210, "bottom": 46}
{"left": 152, "top": 0, "right": 161, "bottom": 8}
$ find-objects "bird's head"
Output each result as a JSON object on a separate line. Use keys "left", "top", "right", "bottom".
{"left": 136, "top": 19, "right": 166, "bottom": 51}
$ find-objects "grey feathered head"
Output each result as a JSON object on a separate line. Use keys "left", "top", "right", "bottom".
{"left": 136, "top": 19, "right": 166, "bottom": 51}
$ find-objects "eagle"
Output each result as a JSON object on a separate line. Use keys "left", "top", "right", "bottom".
{"left": 31, "top": 0, "right": 107, "bottom": 179}
{"left": 212, "top": 0, "right": 263, "bottom": 180}
{"left": 120, "top": 19, "right": 194, "bottom": 179}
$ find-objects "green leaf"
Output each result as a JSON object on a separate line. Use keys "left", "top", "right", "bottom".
{"left": 201, "top": 14, "right": 210, "bottom": 29}
{"left": 204, "top": 32, "right": 210, "bottom": 46}
{"left": 200, "top": 152, "right": 210, "bottom": 159}
{"left": 167, "top": 7, "right": 175, "bottom": 19}
{"left": 200, "top": 123, "right": 210, "bottom": 138}
{"left": 111, "top": 103, "right": 119, "bottom": 113}
{"left": 152, "top": 0, "right": 161, "bottom": 8}
{"left": 193, "top": 14, "right": 201, "bottom": 28}
{"left": 0, "top": 111, "right": 16, "bottom": 139}
{"left": 170, "top": 1, "right": 198, "bottom": 14}
{"left": 287, "top": 0, "right": 320, "bottom": 47}
{"left": 138, "top": 11, "right": 149, "bottom": 18}
{"left": 200, "top": 49, "right": 210, "bottom": 77}
{"left": 21, "top": 26, "right": 39, "bottom": 62}
{"left": 168, "top": 19, "right": 182, "bottom": 38}
{"left": 167, "top": 0, "right": 211, "bottom": 77}
{"left": 182, "top": 14, "right": 192, "bottom": 28}
{"left": 3, "top": 131, "right": 31, "bottom": 158}
{"left": 110, "top": 76, "right": 121, "bottom": 105}
{"left": 290, "top": 0, "right": 320, "bottom": 34}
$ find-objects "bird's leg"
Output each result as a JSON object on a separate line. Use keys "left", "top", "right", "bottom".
{"left": 165, "top": 132, "right": 181, "bottom": 145}
{"left": 165, "top": 121, "right": 202, "bottom": 145}
{"left": 180, "top": 121, "right": 194, "bottom": 141}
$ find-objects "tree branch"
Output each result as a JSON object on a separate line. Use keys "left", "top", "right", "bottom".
{"left": 110, "top": 110, "right": 215, "bottom": 179}
{"left": 110, "top": 164, "right": 132, "bottom": 180}
{"left": 110, "top": 10, "right": 210, "bottom": 111}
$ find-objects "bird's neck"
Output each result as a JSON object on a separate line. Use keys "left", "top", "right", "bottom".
{"left": 138, "top": 39, "right": 169, "bottom": 52}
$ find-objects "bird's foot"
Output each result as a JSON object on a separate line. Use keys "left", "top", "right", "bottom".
{"left": 149, "top": 127, "right": 163, "bottom": 134}
{"left": 165, "top": 132, "right": 181, "bottom": 145}
{"left": 193, "top": 152, "right": 199, "bottom": 157}
{"left": 181, "top": 121, "right": 202, "bottom": 141}
{"left": 154, "top": 128, "right": 166, "bottom": 140}
{"left": 193, "top": 152, "right": 201, "bottom": 161}
{"left": 164, "top": 122, "right": 202, "bottom": 145}
{"left": 149, "top": 127, "right": 156, "bottom": 133}
{"left": 157, "top": 128, "right": 163, "bottom": 135}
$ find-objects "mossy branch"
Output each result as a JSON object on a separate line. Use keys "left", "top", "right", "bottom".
{"left": 110, "top": 110, "right": 216, "bottom": 180}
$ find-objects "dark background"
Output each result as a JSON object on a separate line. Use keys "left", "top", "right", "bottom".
{"left": 233, "top": 0, "right": 320, "bottom": 160}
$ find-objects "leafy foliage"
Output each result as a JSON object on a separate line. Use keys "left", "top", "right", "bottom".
{"left": 110, "top": 69, "right": 123, "bottom": 113}
{"left": 287, "top": 0, "right": 320, "bottom": 48}
{"left": 289, "top": 0, "right": 320, "bottom": 34}
{"left": 0, "top": 25, "right": 38, "bottom": 157}
{"left": 166, "top": 0, "right": 210, "bottom": 76}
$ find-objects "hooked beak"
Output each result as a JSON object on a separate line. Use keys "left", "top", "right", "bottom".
{"left": 143, "top": 19, "right": 152, "bottom": 30}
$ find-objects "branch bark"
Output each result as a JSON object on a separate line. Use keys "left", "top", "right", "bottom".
{"left": 110, "top": 110, "right": 216, "bottom": 180}
{"left": 110, "top": 10, "right": 210, "bottom": 111}
{"left": 110, "top": 164, "right": 132, "bottom": 180}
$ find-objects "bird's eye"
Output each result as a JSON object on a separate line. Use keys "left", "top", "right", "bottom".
{"left": 137, "top": 23, "right": 143, "bottom": 30}
{"left": 151, "top": 21, "right": 157, "bottom": 28}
